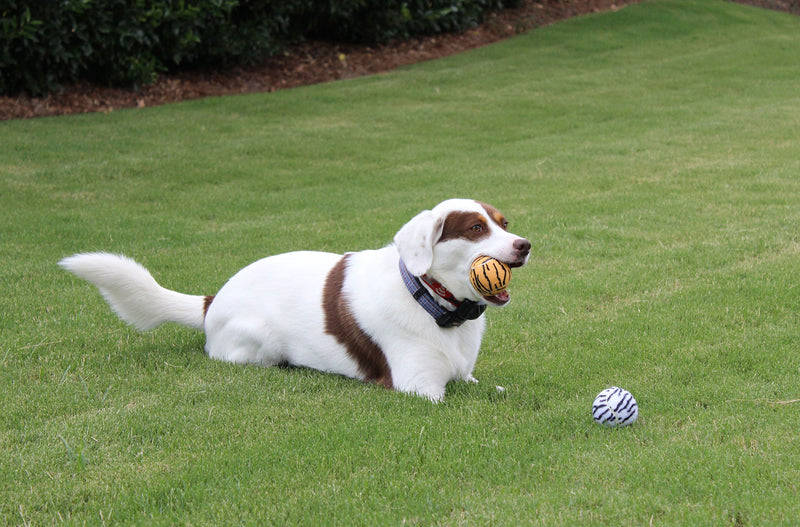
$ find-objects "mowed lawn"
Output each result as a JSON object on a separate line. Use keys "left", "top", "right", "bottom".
{"left": 2, "top": 0, "right": 800, "bottom": 524}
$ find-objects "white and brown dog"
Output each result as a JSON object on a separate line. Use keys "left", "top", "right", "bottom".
{"left": 60, "top": 198, "right": 530, "bottom": 401}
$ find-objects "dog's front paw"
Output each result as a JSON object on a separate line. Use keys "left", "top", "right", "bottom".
{"left": 466, "top": 374, "right": 479, "bottom": 384}
{"left": 402, "top": 384, "right": 446, "bottom": 402}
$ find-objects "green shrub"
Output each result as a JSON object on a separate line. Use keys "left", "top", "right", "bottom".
{"left": 0, "top": 0, "right": 297, "bottom": 96}
{"left": 304, "top": 0, "right": 517, "bottom": 43}
{"left": 1, "top": 2, "right": 75, "bottom": 97}
{"left": 0, "top": 0, "right": 517, "bottom": 97}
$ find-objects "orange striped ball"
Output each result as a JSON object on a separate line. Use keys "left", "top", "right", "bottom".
{"left": 469, "top": 256, "right": 511, "bottom": 296}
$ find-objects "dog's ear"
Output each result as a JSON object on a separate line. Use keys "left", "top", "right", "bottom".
{"left": 394, "top": 210, "right": 444, "bottom": 276}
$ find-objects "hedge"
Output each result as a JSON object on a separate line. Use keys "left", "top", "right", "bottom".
{"left": 0, "top": 0, "right": 517, "bottom": 97}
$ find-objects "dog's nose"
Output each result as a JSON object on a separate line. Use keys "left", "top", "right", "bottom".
{"left": 514, "top": 238, "right": 531, "bottom": 257}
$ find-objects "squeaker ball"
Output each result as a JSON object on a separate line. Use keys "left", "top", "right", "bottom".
{"left": 592, "top": 387, "right": 638, "bottom": 427}
{"left": 469, "top": 256, "right": 511, "bottom": 296}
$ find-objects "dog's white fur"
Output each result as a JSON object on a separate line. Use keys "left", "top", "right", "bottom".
{"left": 59, "top": 198, "right": 530, "bottom": 401}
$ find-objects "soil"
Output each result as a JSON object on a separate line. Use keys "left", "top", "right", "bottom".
{"left": 1, "top": 0, "right": 796, "bottom": 121}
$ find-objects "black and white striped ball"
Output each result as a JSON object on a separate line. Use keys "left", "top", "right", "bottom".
{"left": 592, "top": 387, "right": 638, "bottom": 427}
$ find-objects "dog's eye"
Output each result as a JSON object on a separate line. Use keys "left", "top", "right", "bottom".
{"left": 502, "top": 221, "right": 509, "bottom": 231}
{"left": 471, "top": 224, "right": 484, "bottom": 232}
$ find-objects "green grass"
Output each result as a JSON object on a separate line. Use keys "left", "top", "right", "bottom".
{"left": 2, "top": 0, "right": 800, "bottom": 524}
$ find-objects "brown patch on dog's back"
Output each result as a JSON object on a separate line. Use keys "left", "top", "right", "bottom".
{"left": 323, "top": 255, "right": 393, "bottom": 389}
{"left": 203, "top": 295, "right": 215, "bottom": 316}
{"left": 438, "top": 211, "right": 491, "bottom": 242}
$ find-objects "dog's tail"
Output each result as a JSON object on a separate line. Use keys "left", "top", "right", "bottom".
{"left": 59, "top": 252, "right": 209, "bottom": 331}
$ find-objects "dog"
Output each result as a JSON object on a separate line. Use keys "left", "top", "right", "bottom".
{"left": 59, "top": 198, "right": 530, "bottom": 401}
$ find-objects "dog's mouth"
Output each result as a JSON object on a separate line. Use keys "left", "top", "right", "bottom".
{"left": 483, "top": 290, "right": 510, "bottom": 306}
{"left": 488, "top": 260, "right": 513, "bottom": 305}
{"left": 475, "top": 257, "right": 522, "bottom": 306}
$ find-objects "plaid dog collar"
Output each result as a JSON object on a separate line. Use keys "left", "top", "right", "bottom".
{"left": 398, "top": 258, "right": 485, "bottom": 328}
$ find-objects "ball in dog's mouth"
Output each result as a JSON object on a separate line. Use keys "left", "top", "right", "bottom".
{"left": 469, "top": 256, "right": 514, "bottom": 306}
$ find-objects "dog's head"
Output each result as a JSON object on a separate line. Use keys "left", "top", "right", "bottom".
{"left": 394, "top": 199, "right": 530, "bottom": 306}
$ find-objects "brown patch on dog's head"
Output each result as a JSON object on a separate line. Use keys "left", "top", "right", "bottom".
{"left": 478, "top": 202, "right": 509, "bottom": 231}
{"left": 438, "top": 211, "right": 491, "bottom": 243}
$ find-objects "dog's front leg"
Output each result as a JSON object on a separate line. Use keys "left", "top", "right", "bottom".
{"left": 388, "top": 357, "right": 450, "bottom": 402}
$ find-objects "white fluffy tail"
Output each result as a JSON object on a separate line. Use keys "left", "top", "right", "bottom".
{"left": 59, "top": 252, "right": 207, "bottom": 331}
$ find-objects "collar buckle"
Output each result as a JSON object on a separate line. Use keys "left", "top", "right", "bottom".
{"left": 434, "top": 300, "right": 486, "bottom": 327}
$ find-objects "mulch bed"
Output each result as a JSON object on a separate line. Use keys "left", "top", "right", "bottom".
{"left": 1, "top": 0, "right": 795, "bottom": 121}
